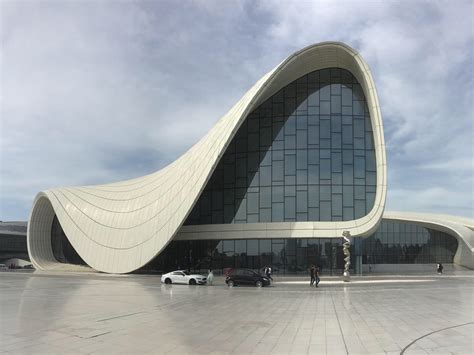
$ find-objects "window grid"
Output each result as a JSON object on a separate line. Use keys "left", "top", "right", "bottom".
{"left": 142, "top": 222, "right": 458, "bottom": 274}
{"left": 361, "top": 221, "right": 458, "bottom": 264}
{"left": 185, "top": 68, "right": 377, "bottom": 225}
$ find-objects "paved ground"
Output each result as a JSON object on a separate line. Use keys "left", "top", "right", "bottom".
{"left": 0, "top": 271, "right": 473, "bottom": 354}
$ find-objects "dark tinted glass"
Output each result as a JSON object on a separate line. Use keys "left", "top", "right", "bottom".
{"left": 185, "top": 68, "right": 376, "bottom": 225}
{"left": 140, "top": 223, "right": 458, "bottom": 275}
{"left": 51, "top": 216, "right": 86, "bottom": 265}
{"left": 362, "top": 221, "right": 458, "bottom": 265}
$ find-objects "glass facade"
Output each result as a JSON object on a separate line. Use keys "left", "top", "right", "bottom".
{"left": 185, "top": 68, "right": 376, "bottom": 225}
{"left": 47, "top": 218, "right": 459, "bottom": 273}
{"left": 51, "top": 216, "right": 86, "bottom": 265}
{"left": 139, "top": 221, "right": 459, "bottom": 274}
{"left": 361, "top": 221, "right": 458, "bottom": 265}
{"left": 139, "top": 238, "right": 347, "bottom": 275}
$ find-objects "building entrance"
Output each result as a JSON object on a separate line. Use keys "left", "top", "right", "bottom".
{"left": 138, "top": 237, "right": 356, "bottom": 276}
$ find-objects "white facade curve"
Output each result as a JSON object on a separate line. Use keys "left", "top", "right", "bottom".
{"left": 27, "top": 42, "right": 387, "bottom": 274}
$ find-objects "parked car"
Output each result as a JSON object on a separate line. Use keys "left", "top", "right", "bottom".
{"left": 0, "top": 264, "right": 7, "bottom": 271}
{"left": 225, "top": 268, "right": 271, "bottom": 288}
{"left": 161, "top": 270, "right": 207, "bottom": 285}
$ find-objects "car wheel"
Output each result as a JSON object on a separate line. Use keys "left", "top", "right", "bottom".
{"left": 165, "top": 278, "right": 172, "bottom": 284}
{"left": 255, "top": 280, "right": 263, "bottom": 288}
{"left": 189, "top": 279, "right": 197, "bottom": 285}
{"left": 227, "top": 280, "right": 234, "bottom": 287}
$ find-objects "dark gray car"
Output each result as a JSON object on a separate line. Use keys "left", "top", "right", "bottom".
{"left": 225, "top": 268, "right": 271, "bottom": 287}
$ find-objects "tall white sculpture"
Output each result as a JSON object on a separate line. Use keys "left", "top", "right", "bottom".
{"left": 342, "top": 231, "right": 351, "bottom": 282}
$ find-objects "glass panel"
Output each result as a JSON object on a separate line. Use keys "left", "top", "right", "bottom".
{"left": 185, "top": 67, "right": 376, "bottom": 224}
{"left": 247, "top": 193, "right": 259, "bottom": 214}
{"left": 285, "top": 155, "right": 296, "bottom": 175}
{"left": 272, "top": 186, "right": 284, "bottom": 203}
{"left": 272, "top": 149, "right": 284, "bottom": 161}
{"left": 354, "top": 156, "right": 365, "bottom": 178}
{"left": 272, "top": 203, "right": 284, "bottom": 221}
{"left": 332, "top": 194, "right": 342, "bottom": 217}
{"left": 342, "top": 87, "right": 352, "bottom": 105}
{"left": 320, "top": 101, "right": 330, "bottom": 114}
{"left": 284, "top": 196, "right": 296, "bottom": 219}
{"left": 260, "top": 187, "right": 271, "bottom": 208}
{"left": 296, "top": 169, "right": 307, "bottom": 185}
{"left": 259, "top": 208, "right": 270, "bottom": 222}
{"left": 308, "top": 125, "right": 319, "bottom": 145}
{"left": 285, "top": 135, "right": 296, "bottom": 149}
{"left": 248, "top": 152, "right": 260, "bottom": 172}
{"left": 308, "top": 165, "right": 319, "bottom": 185}
{"left": 297, "top": 130, "right": 307, "bottom": 149}
{"left": 235, "top": 198, "right": 247, "bottom": 221}
{"left": 331, "top": 152, "right": 342, "bottom": 173}
{"left": 272, "top": 160, "right": 284, "bottom": 182}
{"left": 224, "top": 205, "right": 234, "bottom": 223}
{"left": 285, "top": 115, "right": 296, "bottom": 135}
{"left": 296, "top": 150, "right": 307, "bottom": 170}
{"left": 285, "top": 185, "right": 296, "bottom": 197}
{"left": 320, "top": 201, "right": 331, "bottom": 220}
{"left": 320, "top": 160, "right": 331, "bottom": 180}
{"left": 308, "top": 186, "right": 319, "bottom": 208}
{"left": 296, "top": 191, "right": 307, "bottom": 213}
{"left": 331, "top": 95, "right": 341, "bottom": 114}
{"left": 320, "top": 120, "right": 330, "bottom": 139}
{"left": 254, "top": 240, "right": 268, "bottom": 269}
{"left": 331, "top": 132, "right": 341, "bottom": 149}
{"left": 260, "top": 166, "right": 271, "bottom": 186}
{"left": 272, "top": 242, "right": 285, "bottom": 273}
{"left": 354, "top": 200, "right": 365, "bottom": 219}
{"left": 320, "top": 84, "right": 330, "bottom": 100}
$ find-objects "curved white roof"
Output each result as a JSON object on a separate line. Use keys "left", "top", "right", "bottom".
{"left": 27, "top": 42, "right": 387, "bottom": 273}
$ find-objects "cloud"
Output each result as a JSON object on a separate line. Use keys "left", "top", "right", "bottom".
{"left": 1, "top": 0, "right": 473, "bottom": 220}
{"left": 388, "top": 186, "right": 472, "bottom": 218}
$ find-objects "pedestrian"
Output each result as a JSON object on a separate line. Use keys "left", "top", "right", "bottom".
{"left": 207, "top": 269, "right": 214, "bottom": 285}
{"left": 266, "top": 265, "right": 273, "bottom": 282}
{"left": 315, "top": 266, "right": 320, "bottom": 287}
{"left": 310, "top": 264, "right": 316, "bottom": 286}
{"left": 437, "top": 263, "right": 443, "bottom": 274}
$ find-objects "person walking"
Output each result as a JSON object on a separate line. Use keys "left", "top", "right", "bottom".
{"left": 437, "top": 263, "right": 443, "bottom": 274}
{"left": 265, "top": 265, "right": 273, "bottom": 282}
{"left": 310, "top": 264, "right": 316, "bottom": 286}
{"left": 207, "top": 269, "right": 214, "bottom": 285}
{"left": 315, "top": 266, "right": 320, "bottom": 287}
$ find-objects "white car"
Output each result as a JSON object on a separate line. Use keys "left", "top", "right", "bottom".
{"left": 161, "top": 270, "right": 207, "bottom": 285}
{"left": 0, "top": 264, "right": 8, "bottom": 271}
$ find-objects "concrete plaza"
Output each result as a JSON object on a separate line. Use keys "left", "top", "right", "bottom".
{"left": 0, "top": 271, "right": 473, "bottom": 354}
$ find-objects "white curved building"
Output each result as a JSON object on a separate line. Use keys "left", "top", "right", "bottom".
{"left": 27, "top": 42, "right": 473, "bottom": 274}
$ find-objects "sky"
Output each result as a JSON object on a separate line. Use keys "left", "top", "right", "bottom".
{"left": 1, "top": 0, "right": 473, "bottom": 221}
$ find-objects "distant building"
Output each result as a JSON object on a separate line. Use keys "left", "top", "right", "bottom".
{"left": 26, "top": 42, "right": 474, "bottom": 274}
{"left": 0, "top": 221, "right": 28, "bottom": 263}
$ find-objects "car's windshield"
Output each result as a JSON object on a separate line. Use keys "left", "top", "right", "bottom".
{"left": 181, "top": 271, "right": 190, "bottom": 275}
